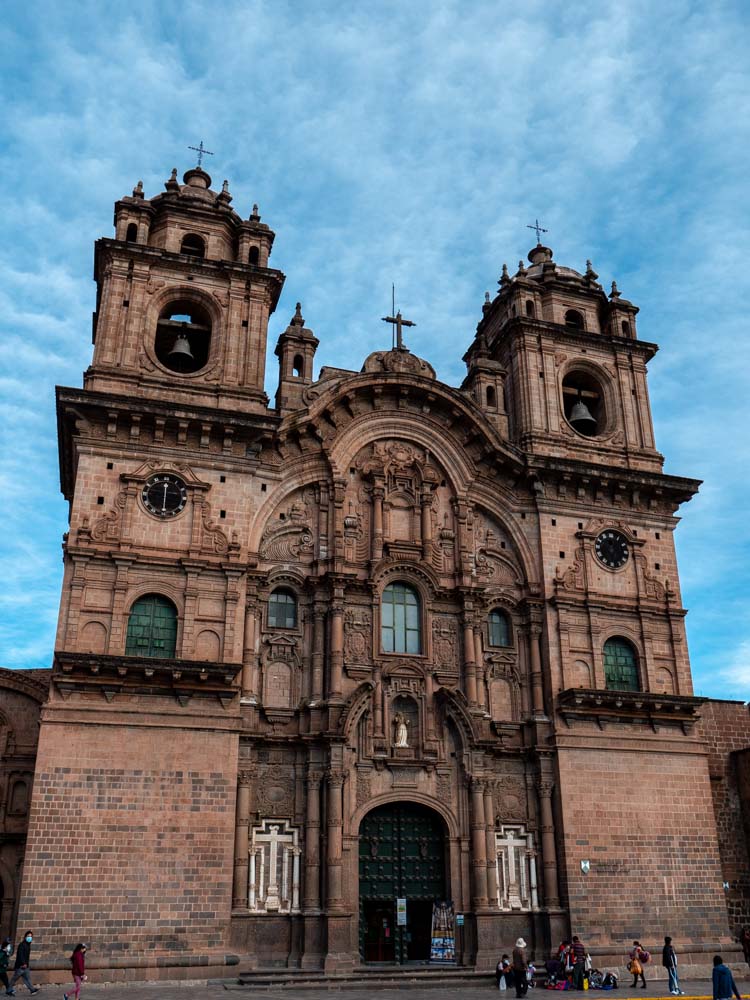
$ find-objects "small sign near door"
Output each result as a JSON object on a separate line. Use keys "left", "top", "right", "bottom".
{"left": 396, "top": 897, "right": 407, "bottom": 926}
{"left": 456, "top": 913, "right": 464, "bottom": 926}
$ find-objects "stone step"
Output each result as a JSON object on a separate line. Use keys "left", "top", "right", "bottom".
{"left": 232, "top": 965, "right": 496, "bottom": 990}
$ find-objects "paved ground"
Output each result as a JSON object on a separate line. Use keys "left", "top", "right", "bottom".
{"left": 19, "top": 980, "right": 746, "bottom": 1000}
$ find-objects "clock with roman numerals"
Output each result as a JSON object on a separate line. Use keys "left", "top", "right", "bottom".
{"left": 141, "top": 473, "right": 188, "bottom": 518}
{"left": 594, "top": 529, "right": 629, "bottom": 569}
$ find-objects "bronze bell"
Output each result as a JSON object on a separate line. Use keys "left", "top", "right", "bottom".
{"left": 570, "top": 397, "right": 597, "bottom": 434}
{"left": 167, "top": 332, "right": 194, "bottom": 371}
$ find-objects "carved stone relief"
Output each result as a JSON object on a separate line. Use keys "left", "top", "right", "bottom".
{"left": 432, "top": 616, "right": 458, "bottom": 669}
{"left": 344, "top": 607, "right": 372, "bottom": 663}
{"left": 260, "top": 490, "right": 316, "bottom": 562}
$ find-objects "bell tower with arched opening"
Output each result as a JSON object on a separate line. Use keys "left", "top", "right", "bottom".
{"left": 88, "top": 166, "right": 284, "bottom": 412}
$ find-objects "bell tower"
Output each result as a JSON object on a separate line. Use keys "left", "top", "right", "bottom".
{"left": 88, "top": 166, "right": 284, "bottom": 412}
{"left": 466, "top": 242, "right": 654, "bottom": 471}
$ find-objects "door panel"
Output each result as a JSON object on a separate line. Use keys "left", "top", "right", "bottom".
{"left": 359, "top": 802, "right": 446, "bottom": 963}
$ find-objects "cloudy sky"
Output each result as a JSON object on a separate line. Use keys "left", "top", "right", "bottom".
{"left": 1, "top": 0, "right": 748, "bottom": 700}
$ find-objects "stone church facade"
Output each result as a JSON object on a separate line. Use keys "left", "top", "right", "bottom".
{"left": 10, "top": 165, "right": 742, "bottom": 979}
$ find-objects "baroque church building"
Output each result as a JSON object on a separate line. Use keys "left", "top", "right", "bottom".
{"left": 10, "top": 164, "right": 741, "bottom": 979}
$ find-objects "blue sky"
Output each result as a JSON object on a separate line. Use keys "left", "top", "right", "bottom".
{"left": 0, "top": 0, "right": 748, "bottom": 700}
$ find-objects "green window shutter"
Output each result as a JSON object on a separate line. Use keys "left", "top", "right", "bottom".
{"left": 126, "top": 595, "right": 177, "bottom": 658}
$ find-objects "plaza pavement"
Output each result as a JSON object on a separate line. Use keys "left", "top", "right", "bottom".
{"left": 22, "top": 977, "right": 748, "bottom": 1000}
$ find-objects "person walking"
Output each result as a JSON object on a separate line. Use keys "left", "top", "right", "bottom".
{"left": 571, "top": 935, "right": 586, "bottom": 990}
{"left": 629, "top": 941, "right": 647, "bottom": 989}
{"left": 8, "top": 932, "right": 39, "bottom": 996}
{"left": 0, "top": 939, "right": 12, "bottom": 996}
{"left": 513, "top": 937, "right": 529, "bottom": 999}
{"left": 662, "top": 936, "right": 683, "bottom": 995}
{"left": 712, "top": 954, "right": 741, "bottom": 1000}
{"left": 63, "top": 943, "right": 87, "bottom": 1000}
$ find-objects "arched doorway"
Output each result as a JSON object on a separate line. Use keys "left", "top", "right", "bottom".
{"left": 358, "top": 801, "right": 447, "bottom": 964}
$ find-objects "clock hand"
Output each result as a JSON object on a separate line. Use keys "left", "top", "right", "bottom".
{"left": 161, "top": 483, "right": 168, "bottom": 511}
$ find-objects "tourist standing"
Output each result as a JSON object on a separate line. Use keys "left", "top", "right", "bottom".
{"left": 712, "top": 954, "right": 741, "bottom": 1000}
{"left": 8, "top": 932, "right": 39, "bottom": 995}
{"left": 662, "top": 936, "right": 684, "bottom": 995}
{"left": 629, "top": 941, "right": 647, "bottom": 989}
{"left": 63, "top": 943, "right": 87, "bottom": 1000}
{"left": 571, "top": 935, "right": 586, "bottom": 990}
{"left": 513, "top": 938, "right": 528, "bottom": 998}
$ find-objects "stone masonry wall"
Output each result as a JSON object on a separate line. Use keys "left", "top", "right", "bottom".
{"left": 699, "top": 699, "right": 750, "bottom": 934}
{"left": 556, "top": 739, "right": 730, "bottom": 952}
{"left": 17, "top": 714, "right": 238, "bottom": 964}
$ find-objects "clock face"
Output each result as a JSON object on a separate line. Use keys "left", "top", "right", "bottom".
{"left": 141, "top": 474, "right": 188, "bottom": 518}
{"left": 595, "top": 530, "right": 629, "bottom": 569}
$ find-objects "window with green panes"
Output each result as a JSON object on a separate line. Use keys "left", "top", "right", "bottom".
{"left": 125, "top": 594, "right": 178, "bottom": 658}
{"left": 603, "top": 636, "right": 639, "bottom": 691}
{"left": 381, "top": 583, "right": 421, "bottom": 654}
{"left": 488, "top": 609, "right": 511, "bottom": 647}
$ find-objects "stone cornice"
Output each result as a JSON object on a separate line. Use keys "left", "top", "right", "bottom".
{"left": 53, "top": 651, "right": 240, "bottom": 708}
{"left": 557, "top": 687, "right": 704, "bottom": 733}
{"left": 0, "top": 667, "right": 51, "bottom": 704}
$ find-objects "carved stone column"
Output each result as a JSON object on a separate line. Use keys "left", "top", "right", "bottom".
{"left": 241, "top": 599, "right": 259, "bottom": 700}
{"left": 232, "top": 770, "right": 254, "bottom": 908}
{"left": 371, "top": 485, "right": 384, "bottom": 562}
{"left": 463, "top": 617, "right": 478, "bottom": 706}
{"left": 420, "top": 490, "right": 433, "bottom": 560}
{"left": 470, "top": 777, "right": 488, "bottom": 908}
{"left": 483, "top": 783, "right": 498, "bottom": 907}
{"left": 328, "top": 590, "right": 344, "bottom": 701}
{"left": 325, "top": 770, "right": 345, "bottom": 913}
{"left": 474, "top": 622, "right": 489, "bottom": 711}
{"left": 528, "top": 625, "right": 546, "bottom": 717}
{"left": 311, "top": 602, "right": 325, "bottom": 702}
{"left": 373, "top": 666, "right": 383, "bottom": 736}
{"left": 303, "top": 770, "right": 322, "bottom": 911}
{"left": 536, "top": 773, "right": 560, "bottom": 908}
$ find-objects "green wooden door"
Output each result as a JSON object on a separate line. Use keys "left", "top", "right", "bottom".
{"left": 359, "top": 802, "right": 446, "bottom": 963}
{"left": 125, "top": 595, "right": 177, "bottom": 658}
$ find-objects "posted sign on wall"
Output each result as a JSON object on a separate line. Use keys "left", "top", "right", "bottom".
{"left": 396, "top": 898, "right": 407, "bottom": 926}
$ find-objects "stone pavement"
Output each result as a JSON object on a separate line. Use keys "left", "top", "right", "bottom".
{"left": 19, "top": 980, "right": 747, "bottom": 1000}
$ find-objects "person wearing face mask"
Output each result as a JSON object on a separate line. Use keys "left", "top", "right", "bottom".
{"left": 8, "top": 932, "right": 39, "bottom": 995}
{"left": 64, "top": 944, "right": 87, "bottom": 1000}
{"left": 0, "top": 938, "right": 13, "bottom": 995}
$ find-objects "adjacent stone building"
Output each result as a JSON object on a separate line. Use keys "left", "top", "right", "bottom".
{"left": 7, "top": 164, "right": 747, "bottom": 979}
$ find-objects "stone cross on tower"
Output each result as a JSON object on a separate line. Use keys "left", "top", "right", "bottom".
{"left": 381, "top": 310, "right": 416, "bottom": 350}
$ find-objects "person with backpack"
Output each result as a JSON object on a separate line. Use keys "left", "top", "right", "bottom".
{"left": 628, "top": 941, "right": 649, "bottom": 989}
{"left": 0, "top": 939, "right": 12, "bottom": 996}
{"left": 662, "top": 936, "right": 684, "bottom": 995}
{"left": 63, "top": 943, "right": 87, "bottom": 1000}
{"left": 7, "top": 931, "right": 39, "bottom": 995}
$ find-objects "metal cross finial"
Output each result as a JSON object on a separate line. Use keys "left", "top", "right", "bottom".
{"left": 527, "top": 218, "right": 548, "bottom": 245}
{"left": 188, "top": 140, "right": 214, "bottom": 168}
{"left": 381, "top": 310, "right": 416, "bottom": 350}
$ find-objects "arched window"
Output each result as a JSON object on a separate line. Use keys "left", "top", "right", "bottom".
{"left": 126, "top": 222, "right": 138, "bottom": 243}
{"left": 565, "top": 309, "right": 584, "bottom": 329}
{"left": 525, "top": 300, "right": 535, "bottom": 318}
{"left": 292, "top": 354, "right": 304, "bottom": 378}
{"left": 562, "top": 369, "right": 605, "bottom": 438}
{"left": 603, "top": 637, "right": 639, "bottom": 691}
{"left": 621, "top": 320, "right": 631, "bottom": 336}
{"left": 248, "top": 246, "right": 260, "bottom": 265}
{"left": 180, "top": 234, "right": 205, "bottom": 259}
{"left": 268, "top": 589, "right": 297, "bottom": 629}
{"left": 486, "top": 385, "right": 497, "bottom": 408}
{"left": 125, "top": 595, "right": 177, "bottom": 658}
{"left": 488, "top": 609, "right": 511, "bottom": 647}
{"left": 381, "top": 582, "right": 421, "bottom": 654}
{"left": 9, "top": 780, "right": 28, "bottom": 815}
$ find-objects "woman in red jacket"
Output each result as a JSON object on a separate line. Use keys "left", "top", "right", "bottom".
{"left": 63, "top": 944, "right": 86, "bottom": 1000}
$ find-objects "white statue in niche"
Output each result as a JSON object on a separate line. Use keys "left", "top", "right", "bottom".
{"left": 394, "top": 713, "right": 410, "bottom": 748}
